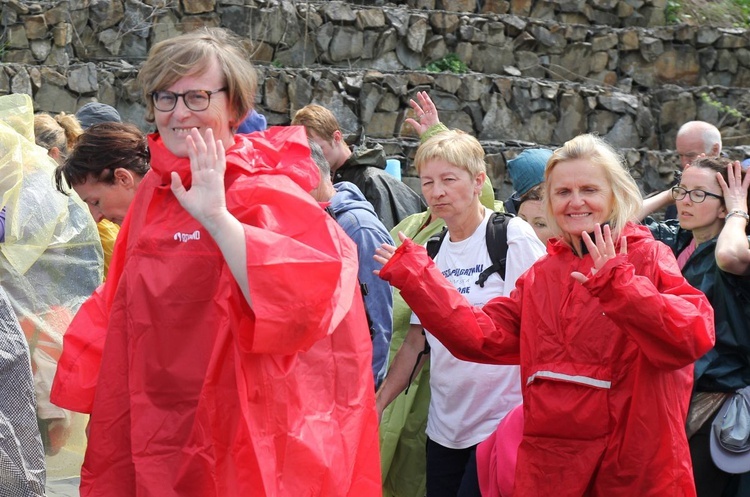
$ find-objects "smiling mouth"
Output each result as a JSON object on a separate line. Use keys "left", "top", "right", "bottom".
{"left": 567, "top": 213, "right": 590, "bottom": 218}
{"left": 172, "top": 127, "right": 198, "bottom": 135}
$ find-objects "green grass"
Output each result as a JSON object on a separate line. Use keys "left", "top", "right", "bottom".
{"left": 666, "top": 0, "right": 750, "bottom": 27}
{"left": 424, "top": 54, "right": 469, "bottom": 74}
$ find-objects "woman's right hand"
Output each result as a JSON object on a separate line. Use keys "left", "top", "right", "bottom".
{"left": 171, "top": 127, "right": 230, "bottom": 232}
{"left": 404, "top": 91, "right": 440, "bottom": 137}
{"left": 373, "top": 232, "right": 410, "bottom": 276}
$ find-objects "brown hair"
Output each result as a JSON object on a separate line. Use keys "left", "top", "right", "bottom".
{"left": 291, "top": 104, "right": 341, "bottom": 142}
{"left": 54, "top": 122, "right": 150, "bottom": 194}
{"left": 137, "top": 27, "right": 257, "bottom": 130}
{"left": 689, "top": 156, "right": 750, "bottom": 234}
{"left": 34, "top": 112, "right": 83, "bottom": 157}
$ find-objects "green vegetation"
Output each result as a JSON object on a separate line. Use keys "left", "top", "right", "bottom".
{"left": 665, "top": 0, "right": 750, "bottom": 27}
{"left": 424, "top": 54, "right": 469, "bottom": 74}
{"left": 700, "top": 92, "right": 750, "bottom": 126}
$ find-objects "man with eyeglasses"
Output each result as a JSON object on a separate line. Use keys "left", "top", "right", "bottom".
{"left": 657, "top": 121, "right": 724, "bottom": 220}
{"left": 676, "top": 121, "right": 723, "bottom": 171}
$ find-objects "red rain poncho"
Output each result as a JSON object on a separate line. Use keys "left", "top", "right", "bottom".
{"left": 380, "top": 223, "right": 714, "bottom": 497}
{"left": 52, "top": 126, "right": 381, "bottom": 496}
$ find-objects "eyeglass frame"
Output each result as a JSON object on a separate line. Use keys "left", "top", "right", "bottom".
{"left": 671, "top": 186, "right": 724, "bottom": 203}
{"left": 149, "top": 87, "right": 228, "bottom": 112}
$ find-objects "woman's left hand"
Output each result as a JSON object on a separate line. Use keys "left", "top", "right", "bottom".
{"left": 571, "top": 224, "right": 627, "bottom": 284}
{"left": 717, "top": 160, "right": 750, "bottom": 213}
{"left": 171, "top": 128, "right": 229, "bottom": 230}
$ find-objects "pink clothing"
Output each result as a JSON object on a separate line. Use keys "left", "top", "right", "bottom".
{"left": 476, "top": 404, "right": 524, "bottom": 497}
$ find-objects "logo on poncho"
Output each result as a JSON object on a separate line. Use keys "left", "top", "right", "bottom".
{"left": 174, "top": 230, "right": 201, "bottom": 242}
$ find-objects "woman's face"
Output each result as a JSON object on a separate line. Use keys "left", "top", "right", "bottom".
{"left": 676, "top": 165, "right": 726, "bottom": 235}
{"left": 74, "top": 169, "right": 140, "bottom": 226}
{"left": 420, "top": 159, "right": 483, "bottom": 227}
{"left": 548, "top": 158, "right": 613, "bottom": 239}
{"left": 153, "top": 56, "right": 234, "bottom": 158}
{"left": 518, "top": 199, "right": 553, "bottom": 245}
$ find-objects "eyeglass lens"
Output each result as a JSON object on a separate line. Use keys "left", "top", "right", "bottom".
{"left": 152, "top": 90, "right": 212, "bottom": 112}
{"left": 672, "top": 187, "right": 713, "bottom": 202}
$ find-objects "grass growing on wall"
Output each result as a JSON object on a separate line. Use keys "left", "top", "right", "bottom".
{"left": 424, "top": 54, "right": 469, "bottom": 74}
{"left": 666, "top": 0, "right": 750, "bottom": 27}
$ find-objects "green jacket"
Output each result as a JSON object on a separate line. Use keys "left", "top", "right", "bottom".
{"left": 380, "top": 177, "right": 500, "bottom": 497}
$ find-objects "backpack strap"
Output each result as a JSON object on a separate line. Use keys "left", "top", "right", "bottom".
{"left": 404, "top": 226, "right": 447, "bottom": 393}
{"left": 475, "top": 212, "right": 512, "bottom": 287}
{"left": 425, "top": 227, "right": 448, "bottom": 259}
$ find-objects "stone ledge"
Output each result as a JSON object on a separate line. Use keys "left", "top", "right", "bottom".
{"left": 2, "top": 1, "right": 750, "bottom": 91}
{"left": 5, "top": 61, "right": 750, "bottom": 195}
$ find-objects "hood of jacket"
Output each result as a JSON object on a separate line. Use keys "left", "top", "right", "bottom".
{"left": 340, "top": 144, "right": 387, "bottom": 170}
{"left": 330, "top": 182, "right": 379, "bottom": 217}
{"left": 148, "top": 125, "right": 319, "bottom": 193}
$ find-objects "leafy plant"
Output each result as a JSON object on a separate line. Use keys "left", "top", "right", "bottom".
{"left": 700, "top": 92, "right": 750, "bottom": 126}
{"left": 665, "top": 0, "right": 683, "bottom": 24}
{"left": 424, "top": 54, "right": 468, "bottom": 74}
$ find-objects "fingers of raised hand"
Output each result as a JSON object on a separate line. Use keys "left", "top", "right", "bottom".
{"left": 620, "top": 236, "right": 627, "bottom": 255}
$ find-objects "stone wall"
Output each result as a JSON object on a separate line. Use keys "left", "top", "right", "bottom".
{"left": 3, "top": 0, "right": 750, "bottom": 194}
{"left": 3, "top": 1, "right": 748, "bottom": 89}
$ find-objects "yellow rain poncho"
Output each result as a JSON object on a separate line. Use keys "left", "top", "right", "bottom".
{"left": 0, "top": 93, "right": 103, "bottom": 477}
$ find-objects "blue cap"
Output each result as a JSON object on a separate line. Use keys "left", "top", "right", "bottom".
{"left": 75, "top": 102, "right": 121, "bottom": 129}
{"left": 507, "top": 148, "right": 553, "bottom": 197}
{"left": 237, "top": 110, "right": 267, "bottom": 134}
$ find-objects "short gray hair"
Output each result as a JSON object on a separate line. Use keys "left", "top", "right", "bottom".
{"left": 308, "top": 140, "right": 331, "bottom": 179}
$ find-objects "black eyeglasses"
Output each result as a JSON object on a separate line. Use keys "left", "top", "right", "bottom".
{"left": 150, "top": 88, "right": 227, "bottom": 112}
{"left": 671, "top": 186, "right": 723, "bottom": 203}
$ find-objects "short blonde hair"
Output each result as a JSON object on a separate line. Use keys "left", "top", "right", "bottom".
{"left": 545, "top": 134, "right": 642, "bottom": 239}
{"left": 138, "top": 27, "right": 257, "bottom": 130}
{"left": 291, "top": 104, "right": 341, "bottom": 141}
{"left": 414, "top": 130, "right": 486, "bottom": 178}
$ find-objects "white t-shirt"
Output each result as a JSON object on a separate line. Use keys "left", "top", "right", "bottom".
{"left": 412, "top": 208, "right": 546, "bottom": 449}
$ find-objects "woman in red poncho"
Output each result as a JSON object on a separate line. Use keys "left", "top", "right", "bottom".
{"left": 53, "top": 27, "right": 380, "bottom": 496}
{"left": 375, "top": 134, "right": 715, "bottom": 496}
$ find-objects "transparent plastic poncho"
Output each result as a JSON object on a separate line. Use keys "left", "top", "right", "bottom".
{"left": 0, "top": 93, "right": 103, "bottom": 478}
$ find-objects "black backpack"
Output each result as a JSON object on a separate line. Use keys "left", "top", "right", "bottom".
{"left": 425, "top": 211, "right": 513, "bottom": 285}
{"left": 404, "top": 211, "right": 513, "bottom": 394}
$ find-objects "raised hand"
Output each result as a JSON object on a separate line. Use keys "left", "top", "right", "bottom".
{"left": 170, "top": 128, "right": 229, "bottom": 230}
{"left": 373, "top": 232, "right": 409, "bottom": 276}
{"left": 404, "top": 91, "right": 440, "bottom": 137}
{"left": 571, "top": 224, "right": 627, "bottom": 284}
{"left": 717, "top": 160, "right": 750, "bottom": 213}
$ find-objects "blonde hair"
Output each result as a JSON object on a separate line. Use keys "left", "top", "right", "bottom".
{"left": 545, "top": 134, "right": 642, "bottom": 240}
{"left": 291, "top": 104, "right": 341, "bottom": 141}
{"left": 138, "top": 27, "right": 257, "bottom": 130}
{"left": 414, "top": 130, "right": 486, "bottom": 178}
{"left": 34, "top": 112, "right": 83, "bottom": 156}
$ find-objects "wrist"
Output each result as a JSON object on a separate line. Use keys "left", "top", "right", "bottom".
{"left": 725, "top": 209, "right": 750, "bottom": 223}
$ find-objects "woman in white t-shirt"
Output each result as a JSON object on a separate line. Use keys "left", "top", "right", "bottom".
{"left": 375, "top": 130, "right": 546, "bottom": 497}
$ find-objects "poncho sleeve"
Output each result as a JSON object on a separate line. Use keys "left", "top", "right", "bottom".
{"left": 379, "top": 237, "right": 522, "bottom": 364}
{"left": 583, "top": 236, "right": 715, "bottom": 370}
{"left": 225, "top": 151, "right": 360, "bottom": 356}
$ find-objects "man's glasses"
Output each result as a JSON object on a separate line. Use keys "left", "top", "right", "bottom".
{"left": 671, "top": 186, "right": 723, "bottom": 203}
{"left": 150, "top": 88, "right": 227, "bottom": 112}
